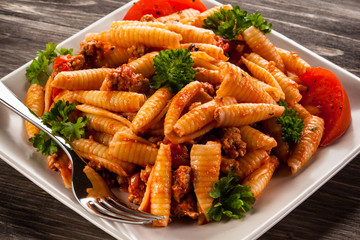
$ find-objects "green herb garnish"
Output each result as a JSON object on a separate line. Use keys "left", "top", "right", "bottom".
{"left": 203, "top": 5, "right": 272, "bottom": 41}
{"left": 151, "top": 49, "right": 198, "bottom": 93}
{"left": 29, "top": 100, "right": 88, "bottom": 156}
{"left": 206, "top": 170, "right": 255, "bottom": 221}
{"left": 26, "top": 42, "right": 73, "bottom": 84}
{"left": 277, "top": 100, "right": 305, "bottom": 144}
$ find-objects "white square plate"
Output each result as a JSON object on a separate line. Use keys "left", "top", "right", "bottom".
{"left": 1, "top": 0, "right": 360, "bottom": 239}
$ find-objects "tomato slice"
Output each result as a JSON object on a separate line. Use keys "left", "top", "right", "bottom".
{"left": 299, "top": 67, "right": 351, "bottom": 146}
{"left": 53, "top": 54, "right": 71, "bottom": 72}
{"left": 123, "top": 0, "right": 207, "bottom": 20}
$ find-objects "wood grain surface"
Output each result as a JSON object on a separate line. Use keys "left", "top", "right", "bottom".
{"left": 0, "top": 0, "right": 359, "bottom": 239}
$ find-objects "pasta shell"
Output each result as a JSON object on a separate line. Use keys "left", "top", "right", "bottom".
{"left": 191, "top": 141, "right": 221, "bottom": 222}
{"left": 216, "top": 62, "right": 276, "bottom": 104}
{"left": 214, "top": 103, "right": 285, "bottom": 127}
{"left": 287, "top": 115, "right": 324, "bottom": 174}
{"left": 150, "top": 143, "right": 172, "bottom": 227}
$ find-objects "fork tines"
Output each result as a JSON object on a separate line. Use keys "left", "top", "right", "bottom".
{"left": 81, "top": 197, "right": 165, "bottom": 224}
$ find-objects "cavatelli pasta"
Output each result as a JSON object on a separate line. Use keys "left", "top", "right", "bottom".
{"left": 191, "top": 51, "right": 219, "bottom": 70}
{"left": 214, "top": 103, "right": 285, "bottom": 127}
{"left": 245, "top": 53, "right": 302, "bottom": 103}
{"left": 242, "top": 155, "right": 279, "bottom": 198}
{"left": 76, "top": 104, "right": 131, "bottom": 127}
{"left": 287, "top": 115, "right": 324, "bottom": 174}
{"left": 150, "top": 143, "right": 172, "bottom": 227}
{"left": 164, "top": 81, "right": 202, "bottom": 137}
{"left": 51, "top": 68, "right": 114, "bottom": 90}
{"left": 195, "top": 68, "right": 222, "bottom": 85}
{"left": 241, "top": 56, "right": 285, "bottom": 100}
{"left": 276, "top": 47, "right": 311, "bottom": 75}
{"left": 101, "top": 25, "right": 182, "bottom": 49}
{"left": 112, "top": 127, "right": 152, "bottom": 145}
{"left": 243, "top": 26, "right": 285, "bottom": 72}
{"left": 108, "top": 139, "right": 158, "bottom": 166}
{"left": 44, "top": 76, "right": 53, "bottom": 112}
{"left": 254, "top": 80, "right": 282, "bottom": 102}
{"left": 128, "top": 51, "right": 159, "bottom": 77}
{"left": 131, "top": 88, "right": 172, "bottom": 134}
{"left": 181, "top": 43, "right": 228, "bottom": 61}
{"left": 72, "top": 90, "right": 145, "bottom": 112}
{"left": 166, "top": 23, "right": 215, "bottom": 44}
{"left": 83, "top": 113, "right": 127, "bottom": 135}
{"left": 83, "top": 166, "right": 117, "bottom": 198}
{"left": 234, "top": 150, "right": 270, "bottom": 180}
{"left": 24, "top": 83, "right": 45, "bottom": 138}
{"left": 166, "top": 121, "right": 217, "bottom": 144}
{"left": 191, "top": 141, "right": 221, "bottom": 223}
{"left": 173, "top": 96, "right": 236, "bottom": 137}
{"left": 71, "top": 138, "right": 133, "bottom": 175}
{"left": 216, "top": 62, "right": 276, "bottom": 104}
{"left": 96, "top": 46, "right": 135, "bottom": 68}
{"left": 239, "top": 125, "right": 277, "bottom": 151}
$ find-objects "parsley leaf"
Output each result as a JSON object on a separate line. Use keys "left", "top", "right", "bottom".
{"left": 151, "top": 49, "right": 198, "bottom": 93}
{"left": 203, "top": 5, "right": 272, "bottom": 41}
{"left": 277, "top": 100, "right": 305, "bottom": 144}
{"left": 26, "top": 42, "right": 73, "bottom": 84}
{"left": 206, "top": 170, "right": 255, "bottom": 221}
{"left": 29, "top": 100, "right": 89, "bottom": 156}
{"left": 29, "top": 131, "right": 58, "bottom": 156}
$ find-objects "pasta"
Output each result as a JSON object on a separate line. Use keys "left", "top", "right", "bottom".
{"left": 23, "top": 3, "right": 339, "bottom": 227}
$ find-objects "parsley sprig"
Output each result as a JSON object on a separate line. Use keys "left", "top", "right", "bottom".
{"left": 206, "top": 170, "right": 255, "bottom": 221}
{"left": 29, "top": 100, "right": 89, "bottom": 156}
{"left": 151, "top": 49, "right": 199, "bottom": 93}
{"left": 26, "top": 42, "right": 73, "bottom": 84}
{"left": 277, "top": 100, "right": 305, "bottom": 144}
{"left": 203, "top": 5, "right": 272, "bottom": 41}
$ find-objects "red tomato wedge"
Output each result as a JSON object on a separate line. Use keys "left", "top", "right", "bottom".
{"left": 123, "top": 0, "right": 207, "bottom": 20}
{"left": 299, "top": 67, "right": 351, "bottom": 146}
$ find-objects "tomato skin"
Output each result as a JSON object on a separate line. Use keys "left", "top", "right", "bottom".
{"left": 123, "top": 0, "right": 207, "bottom": 20}
{"left": 299, "top": 67, "right": 351, "bottom": 146}
{"left": 168, "top": 0, "right": 207, "bottom": 12}
{"left": 53, "top": 54, "right": 71, "bottom": 72}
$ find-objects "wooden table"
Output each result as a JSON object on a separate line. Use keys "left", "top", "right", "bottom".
{"left": 0, "top": 0, "right": 359, "bottom": 239}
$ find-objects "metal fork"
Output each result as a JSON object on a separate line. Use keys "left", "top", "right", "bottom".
{"left": 0, "top": 81, "right": 164, "bottom": 224}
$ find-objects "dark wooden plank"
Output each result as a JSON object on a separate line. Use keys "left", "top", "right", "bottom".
{"left": 0, "top": 0, "right": 359, "bottom": 239}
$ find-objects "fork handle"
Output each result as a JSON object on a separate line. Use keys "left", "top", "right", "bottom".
{"left": 0, "top": 82, "right": 67, "bottom": 147}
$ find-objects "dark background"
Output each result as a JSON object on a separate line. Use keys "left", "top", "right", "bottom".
{"left": 0, "top": 0, "right": 359, "bottom": 239}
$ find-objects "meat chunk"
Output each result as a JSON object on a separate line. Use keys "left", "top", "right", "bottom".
{"left": 100, "top": 64, "right": 150, "bottom": 93}
{"left": 171, "top": 194, "right": 199, "bottom": 219}
{"left": 140, "top": 165, "right": 153, "bottom": 183}
{"left": 170, "top": 143, "right": 190, "bottom": 168}
{"left": 201, "top": 82, "right": 215, "bottom": 96}
{"left": 214, "top": 35, "right": 230, "bottom": 54}
{"left": 128, "top": 172, "right": 146, "bottom": 205}
{"left": 172, "top": 166, "right": 192, "bottom": 202}
{"left": 221, "top": 127, "right": 247, "bottom": 159}
{"left": 78, "top": 40, "right": 105, "bottom": 68}
{"left": 220, "top": 156, "right": 239, "bottom": 173}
